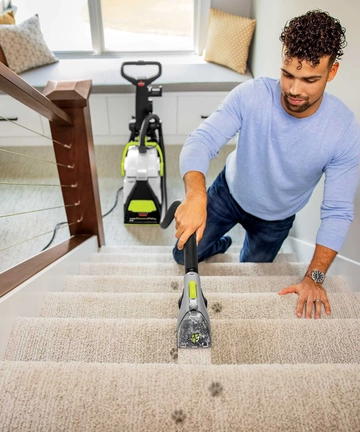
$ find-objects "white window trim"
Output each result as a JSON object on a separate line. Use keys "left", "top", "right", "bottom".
{"left": 193, "top": 0, "right": 211, "bottom": 56}
{"left": 88, "top": 0, "right": 105, "bottom": 54}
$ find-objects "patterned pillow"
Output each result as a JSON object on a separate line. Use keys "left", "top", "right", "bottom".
{"left": 204, "top": 8, "right": 256, "bottom": 75}
{"left": 0, "top": 15, "right": 58, "bottom": 74}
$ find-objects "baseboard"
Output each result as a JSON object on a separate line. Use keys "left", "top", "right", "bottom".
{"left": 0, "top": 236, "right": 99, "bottom": 360}
{"left": 283, "top": 236, "right": 360, "bottom": 293}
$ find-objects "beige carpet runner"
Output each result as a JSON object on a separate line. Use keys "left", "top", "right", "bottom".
{"left": 1, "top": 246, "right": 360, "bottom": 431}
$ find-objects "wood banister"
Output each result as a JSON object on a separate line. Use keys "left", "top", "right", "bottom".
{"left": 43, "top": 80, "right": 105, "bottom": 247}
{"left": 0, "top": 62, "right": 72, "bottom": 126}
{"left": 0, "top": 236, "right": 92, "bottom": 298}
{"left": 0, "top": 68, "right": 105, "bottom": 293}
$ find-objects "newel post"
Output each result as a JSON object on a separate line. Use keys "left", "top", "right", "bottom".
{"left": 43, "top": 80, "right": 105, "bottom": 246}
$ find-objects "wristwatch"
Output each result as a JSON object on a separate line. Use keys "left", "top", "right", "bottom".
{"left": 305, "top": 269, "right": 325, "bottom": 284}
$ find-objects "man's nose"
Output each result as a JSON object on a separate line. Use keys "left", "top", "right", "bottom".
{"left": 290, "top": 79, "right": 302, "bottom": 96}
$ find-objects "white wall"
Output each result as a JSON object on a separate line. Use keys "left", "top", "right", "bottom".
{"left": 249, "top": 0, "right": 360, "bottom": 286}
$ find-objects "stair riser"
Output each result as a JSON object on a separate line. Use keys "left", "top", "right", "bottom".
{"left": 79, "top": 262, "right": 309, "bottom": 277}
{"left": 100, "top": 245, "right": 241, "bottom": 254}
{"left": 90, "top": 252, "right": 298, "bottom": 264}
{"left": 63, "top": 275, "right": 349, "bottom": 294}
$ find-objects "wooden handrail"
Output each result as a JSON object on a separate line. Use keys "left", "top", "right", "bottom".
{"left": 0, "top": 236, "right": 92, "bottom": 298}
{"left": 0, "top": 62, "right": 72, "bottom": 126}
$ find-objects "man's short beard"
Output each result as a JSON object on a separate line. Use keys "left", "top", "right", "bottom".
{"left": 282, "top": 93, "right": 321, "bottom": 114}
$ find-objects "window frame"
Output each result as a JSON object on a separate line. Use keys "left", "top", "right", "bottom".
{"left": 48, "top": 0, "right": 211, "bottom": 59}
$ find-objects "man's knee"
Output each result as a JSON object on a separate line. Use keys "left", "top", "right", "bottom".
{"left": 172, "top": 244, "right": 184, "bottom": 265}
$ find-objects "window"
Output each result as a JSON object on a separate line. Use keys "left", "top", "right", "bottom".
{"left": 13, "top": 0, "right": 93, "bottom": 51}
{"left": 12, "top": 0, "right": 209, "bottom": 55}
{"left": 100, "top": 0, "right": 193, "bottom": 52}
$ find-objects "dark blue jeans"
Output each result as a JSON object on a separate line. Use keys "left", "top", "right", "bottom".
{"left": 173, "top": 168, "right": 295, "bottom": 264}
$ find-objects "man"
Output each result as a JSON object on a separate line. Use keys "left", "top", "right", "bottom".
{"left": 173, "top": 10, "right": 360, "bottom": 319}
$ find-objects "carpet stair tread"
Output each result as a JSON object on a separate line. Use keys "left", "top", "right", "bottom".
{"left": 0, "top": 361, "right": 359, "bottom": 432}
{"left": 5, "top": 317, "right": 360, "bottom": 364}
{"left": 40, "top": 292, "right": 360, "bottom": 319}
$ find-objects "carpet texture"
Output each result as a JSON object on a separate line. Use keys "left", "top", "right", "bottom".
{"left": 1, "top": 362, "right": 359, "bottom": 432}
{"left": 1, "top": 245, "right": 360, "bottom": 431}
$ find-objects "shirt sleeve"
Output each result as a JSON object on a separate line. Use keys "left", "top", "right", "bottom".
{"left": 316, "top": 117, "right": 360, "bottom": 252}
{"left": 179, "top": 81, "right": 250, "bottom": 179}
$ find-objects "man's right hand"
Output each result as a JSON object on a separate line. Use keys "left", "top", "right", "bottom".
{"left": 174, "top": 171, "right": 207, "bottom": 250}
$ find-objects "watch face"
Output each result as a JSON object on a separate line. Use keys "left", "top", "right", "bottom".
{"left": 312, "top": 270, "right": 325, "bottom": 283}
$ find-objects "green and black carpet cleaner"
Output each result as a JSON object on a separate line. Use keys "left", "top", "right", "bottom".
{"left": 120, "top": 60, "right": 167, "bottom": 225}
{"left": 161, "top": 201, "right": 212, "bottom": 348}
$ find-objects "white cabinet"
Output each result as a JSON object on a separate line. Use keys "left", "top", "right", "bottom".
{"left": 102, "top": 92, "right": 228, "bottom": 144}
{"left": 177, "top": 94, "right": 226, "bottom": 135}
{"left": 0, "top": 91, "right": 231, "bottom": 145}
{"left": 107, "top": 94, "right": 177, "bottom": 137}
{"left": 89, "top": 95, "right": 109, "bottom": 136}
{"left": 0, "top": 95, "right": 43, "bottom": 138}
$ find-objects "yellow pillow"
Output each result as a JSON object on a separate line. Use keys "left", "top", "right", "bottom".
{"left": 0, "top": 10, "right": 15, "bottom": 25}
{"left": 204, "top": 8, "right": 256, "bottom": 74}
{"left": 0, "top": 11, "right": 15, "bottom": 65}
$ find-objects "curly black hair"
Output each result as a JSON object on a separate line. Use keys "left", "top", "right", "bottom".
{"left": 279, "top": 10, "right": 347, "bottom": 68}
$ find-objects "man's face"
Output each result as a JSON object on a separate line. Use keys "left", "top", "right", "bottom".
{"left": 280, "top": 51, "right": 339, "bottom": 118}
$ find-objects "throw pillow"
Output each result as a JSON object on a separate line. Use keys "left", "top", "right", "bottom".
{"left": 0, "top": 10, "right": 15, "bottom": 25}
{"left": 204, "top": 8, "right": 256, "bottom": 74}
{"left": 0, "top": 14, "right": 58, "bottom": 74}
{"left": 0, "top": 10, "right": 16, "bottom": 66}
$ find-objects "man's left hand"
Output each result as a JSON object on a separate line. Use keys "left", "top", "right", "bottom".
{"left": 278, "top": 278, "right": 331, "bottom": 319}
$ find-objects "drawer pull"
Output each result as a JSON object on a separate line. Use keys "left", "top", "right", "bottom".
{"left": 201, "top": 115, "right": 209, "bottom": 119}
{"left": 0, "top": 117, "right": 18, "bottom": 121}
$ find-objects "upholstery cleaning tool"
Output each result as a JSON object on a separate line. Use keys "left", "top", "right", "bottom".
{"left": 120, "top": 61, "right": 167, "bottom": 224}
{"left": 161, "top": 200, "right": 212, "bottom": 348}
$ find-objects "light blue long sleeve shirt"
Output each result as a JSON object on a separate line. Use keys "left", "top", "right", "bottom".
{"left": 180, "top": 77, "right": 360, "bottom": 252}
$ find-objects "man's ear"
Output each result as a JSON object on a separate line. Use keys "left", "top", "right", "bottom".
{"left": 328, "top": 62, "right": 339, "bottom": 82}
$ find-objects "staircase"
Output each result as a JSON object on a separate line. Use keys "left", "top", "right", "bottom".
{"left": 1, "top": 245, "right": 360, "bottom": 431}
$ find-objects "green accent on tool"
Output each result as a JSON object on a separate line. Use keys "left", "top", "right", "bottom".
{"left": 128, "top": 200, "right": 157, "bottom": 213}
{"left": 188, "top": 281, "right": 197, "bottom": 299}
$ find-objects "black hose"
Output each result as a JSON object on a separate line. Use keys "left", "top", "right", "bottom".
{"left": 41, "top": 186, "right": 123, "bottom": 251}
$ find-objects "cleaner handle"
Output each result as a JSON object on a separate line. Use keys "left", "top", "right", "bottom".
{"left": 160, "top": 200, "right": 199, "bottom": 274}
{"left": 184, "top": 232, "right": 198, "bottom": 274}
{"left": 121, "top": 61, "right": 162, "bottom": 86}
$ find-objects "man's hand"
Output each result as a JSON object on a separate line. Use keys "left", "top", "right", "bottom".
{"left": 175, "top": 193, "right": 207, "bottom": 250}
{"left": 278, "top": 278, "right": 331, "bottom": 319}
{"left": 175, "top": 171, "right": 207, "bottom": 250}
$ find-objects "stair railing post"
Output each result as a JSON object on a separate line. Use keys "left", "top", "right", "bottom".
{"left": 43, "top": 80, "right": 105, "bottom": 247}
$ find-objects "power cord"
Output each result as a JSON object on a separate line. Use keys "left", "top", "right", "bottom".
{"left": 41, "top": 186, "right": 123, "bottom": 251}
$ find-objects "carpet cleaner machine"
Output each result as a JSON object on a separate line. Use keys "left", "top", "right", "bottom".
{"left": 161, "top": 201, "right": 212, "bottom": 349}
{"left": 120, "top": 60, "right": 167, "bottom": 224}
